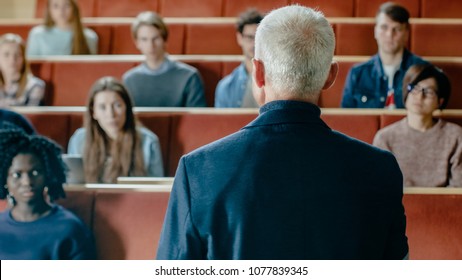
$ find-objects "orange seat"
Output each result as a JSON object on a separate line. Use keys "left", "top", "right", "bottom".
{"left": 184, "top": 22, "right": 241, "bottom": 55}
{"left": 411, "top": 24, "right": 462, "bottom": 57}
{"left": 404, "top": 193, "right": 462, "bottom": 259}
{"left": 354, "top": 0, "right": 420, "bottom": 17}
{"left": 223, "top": 0, "right": 288, "bottom": 17}
{"left": 321, "top": 114, "right": 380, "bottom": 144}
{"left": 334, "top": 22, "right": 377, "bottom": 56}
{"left": 95, "top": 0, "right": 159, "bottom": 17}
{"left": 421, "top": 0, "right": 462, "bottom": 18}
{"left": 50, "top": 61, "right": 137, "bottom": 106}
{"left": 168, "top": 113, "right": 257, "bottom": 176}
{"left": 92, "top": 191, "right": 170, "bottom": 259}
{"left": 289, "top": 0, "right": 354, "bottom": 17}
{"left": 23, "top": 112, "right": 72, "bottom": 149}
{"left": 319, "top": 60, "right": 358, "bottom": 108}
{"left": 160, "top": 0, "right": 222, "bottom": 17}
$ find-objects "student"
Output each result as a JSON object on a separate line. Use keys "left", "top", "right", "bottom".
{"left": 0, "top": 34, "right": 45, "bottom": 106}
{"left": 374, "top": 64, "right": 462, "bottom": 187}
{"left": 0, "top": 129, "right": 95, "bottom": 259}
{"left": 215, "top": 9, "right": 263, "bottom": 108}
{"left": 68, "top": 76, "right": 164, "bottom": 183}
{"left": 27, "top": 0, "right": 98, "bottom": 56}
{"left": 157, "top": 5, "right": 408, "bottom": 260}
{"left": 341, "top": 2, "right": 426, "bottom": 108}
{"left": 122, "top": 11, "right": 206, "bottom": 107}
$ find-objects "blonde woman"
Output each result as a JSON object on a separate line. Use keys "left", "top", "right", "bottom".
{"left": 68, "top": 76, "right": 164, "bottom": 183}
{"left": 27, "top": 0, "right": 98, "bottom": 56}
{"left": 0, "top": 33, "right": 45, "bottom": 106}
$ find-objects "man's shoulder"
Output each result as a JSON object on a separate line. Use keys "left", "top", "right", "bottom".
{"left": 123, "top": 64, "right": 144, "bottom": 80}
{"left": 350, "top": 56, "right": 377, "bottom": 73}
{"left": 169, "top": 60, "right": 200, "bottom": 75}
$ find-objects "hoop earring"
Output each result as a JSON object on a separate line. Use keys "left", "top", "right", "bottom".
{"left": 6, "top": 193, "right": 15, "bottom": 207}
{"left": 43, "top": 186, "right": 51, "bottom": 203}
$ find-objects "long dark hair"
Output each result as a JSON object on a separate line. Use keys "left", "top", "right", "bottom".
{"left": 83, "top": 76, "right": 145, "bottom": 183}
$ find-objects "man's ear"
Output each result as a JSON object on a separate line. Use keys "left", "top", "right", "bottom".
{"left": 322, "top": 61, "right": 338, "bottom": 90}
{"left": 252, "top": 58, "right": 265, "bottom": 88}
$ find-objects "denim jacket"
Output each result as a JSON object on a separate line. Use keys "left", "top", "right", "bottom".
{"left": 214, "top": 63, "right": 248, "bottom": 108}
{"left": 341, "top": 49, "right": 427, "bottom": 108}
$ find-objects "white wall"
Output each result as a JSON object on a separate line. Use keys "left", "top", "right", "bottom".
{"left": 0, "top": 0, "right": 36, "bottom": 18}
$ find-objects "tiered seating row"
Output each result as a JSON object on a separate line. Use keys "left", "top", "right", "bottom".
{"left": 2, "top": 18, "right": 462, "bottom": 56}
{"left": 1, "top": 186, "right": 461, "bottom": 259}
{"left": 16, "top": 108, "right": 462, "bottom": 176}
{"left": 34, "top": 0, "right": 462, "bottom": 18}
{"left": 27, "top": 55, "right": 462, "bottom": 109}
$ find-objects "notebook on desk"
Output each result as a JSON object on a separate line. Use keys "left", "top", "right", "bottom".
{"left": 62, "top": 154, "right": 85, "bottom": 184}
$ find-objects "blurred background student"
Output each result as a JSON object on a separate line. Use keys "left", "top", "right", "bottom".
{"left": 0, "top": 129, "right": 95, "bottom": 259}
{"left": 0, "top": 33, "right": 45, "bottom": 106}
{"left": 26, "top": 0, "right": 98, "bottom": 56}
{"left": 374, "top": 64, "right": 462, "bottom": 187}
{"left": 68, "top": 76, "right": 164, "bottom": 183}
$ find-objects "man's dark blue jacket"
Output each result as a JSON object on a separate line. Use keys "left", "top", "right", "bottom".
{"left": 157, "top": 100, "right": 408, "bottom": 259}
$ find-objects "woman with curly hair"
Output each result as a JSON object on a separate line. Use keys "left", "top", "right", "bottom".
{"left": 68, "top": 76, "right": 164, "bottom": 183}
{"left": 0, "top": 129, "right": 95, "bottom": 259}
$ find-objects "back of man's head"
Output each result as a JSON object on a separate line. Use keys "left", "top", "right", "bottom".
{"left": 376, "top": 2, "right": 410, "bottom": 26}
{"left": 254, "top": 5, "right": 335, "bottom": 99}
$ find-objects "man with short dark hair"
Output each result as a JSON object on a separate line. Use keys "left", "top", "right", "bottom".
{"left": 341, "top": 2, "right": 427, "bottom": 108}
{"left": 214, "top": 9, "right": 263, "bottom": 108}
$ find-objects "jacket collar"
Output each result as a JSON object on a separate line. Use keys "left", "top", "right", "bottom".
{"left": 244, "top": 100, "right": 329, "bottom": 129}
{"left": 372, "top": 48, "right": 413, "bottom": 77}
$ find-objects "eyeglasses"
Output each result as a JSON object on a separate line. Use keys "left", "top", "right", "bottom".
{"left": 241, "top": 34, "right": 255, "bottom": 42}
{"left": 407, "top": 84, "right": 437, "bottom": 99}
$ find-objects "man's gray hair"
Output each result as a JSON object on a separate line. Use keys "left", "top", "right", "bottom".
{"left": 254, "top": 5, "right": 335, "bottom": 98}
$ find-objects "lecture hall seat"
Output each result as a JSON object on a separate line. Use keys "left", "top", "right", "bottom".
{"left": 354, "top": 0, "right": 420, "bottom": 17}
{"left": 290, "top": 0, "right": 355, "bottom": 17}
{"left": 160, "top": 0, "right": 222, "bottom": 17}
{"left": 420, "top": 0, "right": 462, "bottom": 18}
{"left": 168, "top": 113, "right": 257, "bottom": 176}
{"left": 95, "top": 0, "right": 159, "bottom": 17}
{"left": 411, "top": 23, "right": 462, "bottom": 57}
{"left": 92, "top": 191, "right": 170, "bottom": 259}
{"left": 222, "top": 0, "right": 288, "bottom": 17}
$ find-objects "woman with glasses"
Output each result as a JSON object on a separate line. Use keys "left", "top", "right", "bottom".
{"left": 373, "top": 63, "right": 462, "bottom": 187}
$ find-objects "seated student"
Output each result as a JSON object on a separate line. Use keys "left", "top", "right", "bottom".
{"left": 215, "top": 9, "right": 263, "bottom": 108}
{"left": 0, "top": 108, "right": 35, "bottom": 134}
{"left": 0, "top": 34, "right": 45, "bottom": 106}
{"left": 122, "top": 11, "right": 206, "bottom": 107}
{"left": 373, "top": 64, "right": 462, "bottom": 187}
{"left": 0, "top": 129, "right": 95, "bottom": 259}
{"left": 341, "top": 2, "right": 426, "bottom": 109}
{"left": 68, "top": 76, "right": 164, "bottom": 183}
{"left": 26, "top": 0, "right": 98, "bottom": 56}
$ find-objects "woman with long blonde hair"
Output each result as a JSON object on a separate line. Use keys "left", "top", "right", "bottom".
{"left": 68, "top": 76, "right": 163, "bottom": 183}
{"left": 27, "top": 0, "right": 98, "bottom": 56}
{"left": 0, "top": 33, "right": 45, "bottom": 106}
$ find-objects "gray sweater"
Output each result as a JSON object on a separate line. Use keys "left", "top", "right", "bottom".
{"left": 373, "top": 118, "right": 462, "bottom": 187}
{"left": 122, "top": 57, "right": 206, "bottom": 107}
